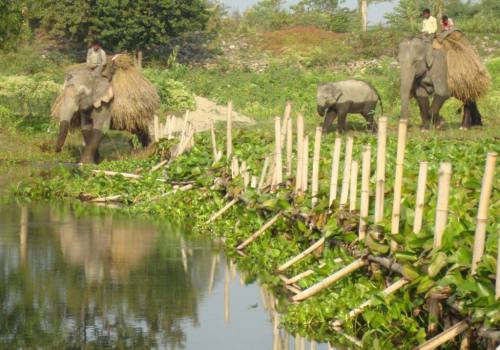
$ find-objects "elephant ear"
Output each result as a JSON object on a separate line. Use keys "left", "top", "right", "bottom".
{"left": 93, "top": 79, "right": 114, "bottom": 109}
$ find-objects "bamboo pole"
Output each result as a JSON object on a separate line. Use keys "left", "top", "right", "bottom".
{"left": 413, "top": 161, "right": 429, "bottom": 234}
{"left": 231, "top": 157, "right": 239, "bottom": 178}
{"left": 295, "top": 114, "right": 304, "bottom": 191}
{"left": 416, "top": 320, "right": 469, "bottom": 350}
{"left": 359, "top": 145, "right": 371, "bottom": 240}
{"left": 496, "top": 235, "right": 500, "bottom": 299}
{"left": 349, "top": 160, "right": 359, "bottom": 212}
{"left": 340, "top": 137, "right": 353, "bottom": 208}
{"left": 285, "top": 269, "right": 314, "bottom": 285}
{"left": 207, "top": 198, "right": 239, "bottom": 223}
{"left": 301, "top": 136, "right": 309, "bottom": 192}
{"left": 329, "top": 138, "right": 342, "bottom": 207}
{"left": 153, "top": 114, "right": 160, "bottom": 142}
{"left": 237, "top": 212, "right": 283, "bottom": 250}
{"left": 311, "top": 127, "right": 322, "bottom": 206}
{"left": 258, "top": 156, "right": 270, "bottom": 190}
{"left": 151, "top": 159, "right": 168, "bottom": 172}
{"left": 390, "top": 119, "right": 408, "bottom": 250}
{"left": 275, "top": 117, "right": 283, "bottom": 186}
{"left": 286, "top": 114, "right": 293, "bottom": 177}
{"left": 227, "top": 101, "right": 233, "bottom": 159}
{"left": 434, "top": 163, "right": 452, "bottom": 248}
{"left": 374, "top": 116, "right": 388, "bottom": 223}
{"left": 210, "top": 118, "right": 218, "bottom": 159}
{"left": 471, "top": 152, "right": 497, "bottom": 274}
{"left": 281, "top": 102, "right": 292, "bottom": 149}
{"left": 292, "top": 259, "right": 367, "bottom": 301}
{"left": 251, "top": 175, "right": 258, "bottom": 189}
{"left": 244, "top": 171, "right": 250, "bottom": 190}
{"left": 278, "top": 237, "right": 326, "bottom": 272}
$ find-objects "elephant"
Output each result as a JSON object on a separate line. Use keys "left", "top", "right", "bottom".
{"left": 398, "top": 33, "right": 488, "bottom": 130}
{"left": 53, "top": 56, "right": 159, "bottom": 163}
{"left": 317, "top": 79, "right": 382, "bottom": 133}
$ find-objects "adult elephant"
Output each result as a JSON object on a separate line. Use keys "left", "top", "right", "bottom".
{"left": 398, "top": 31, "right": 490, "bottom": 129}
{"left": 52, "top": 55, "right": 160, "bottom": 163}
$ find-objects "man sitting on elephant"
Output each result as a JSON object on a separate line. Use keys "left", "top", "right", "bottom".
{"left": 421, "top": 8, "right": 437, "bottom": 67}
{"left": 86, "top": 40, "right": 107, "bottom": 78}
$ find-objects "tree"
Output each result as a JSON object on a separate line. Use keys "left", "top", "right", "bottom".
{"left": 0, "top": 0, "right": 27, "bottom": 50}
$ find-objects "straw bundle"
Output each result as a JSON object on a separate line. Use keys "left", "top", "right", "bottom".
{"left": 110, "top": 55, "right": 160, "bottom": 131}
{"left": 441, "top": 31, "right": 490, "bottom": 102}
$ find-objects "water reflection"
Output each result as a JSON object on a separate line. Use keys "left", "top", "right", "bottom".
{"left": 0, "top": 202, "right": 332, "bottom": 349}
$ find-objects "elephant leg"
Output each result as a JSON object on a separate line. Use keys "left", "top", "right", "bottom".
{"left": 361, "top": 103, "right": 377, "bottom": 132}
{"left": 430, "top": 95, "right": 449, "bottom": 129}
{"left": 81, "top": 112, "right": 100, "bottom": 162}
{"left": 134, "top": 128, "right": 152, "bottom": 147}
{"left": 415, "top": 95, "right": 431, "bottom": 130}
{"left": 80, "top": 129, "right": 104, "bottom": 164}
{"left": 469, "top": 101, "right": 483, "bottom": 126}
{"left": 461, "top": 103, "right": 472, "bottom": 130}
{"left": 322, "top": 109, "right": 337, "bottom": 134}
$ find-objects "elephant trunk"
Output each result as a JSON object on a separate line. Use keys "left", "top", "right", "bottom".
{"left": 317, "top": 105, "right": 327, "bottom": 117}
{"left": 399, "top": 64, "right": 414, "bottom": 120}
{"left": 55, "top": 121, "right": 70, "bottom": 152}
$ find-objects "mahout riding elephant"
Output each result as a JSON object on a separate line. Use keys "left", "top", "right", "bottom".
{"left": 317, "top": 79, "right": 382, "bottom": 133}
{"left": 399, "top": 31, "right": 490, "bottom": 130}
{"left": 52, "top": 55, "right": 160, "bottom": 163}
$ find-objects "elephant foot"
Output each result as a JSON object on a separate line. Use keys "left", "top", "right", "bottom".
{"left": 420, "top": 123, "right": 430, "bottom": 131}
{"left": 434, "top": 119, "right": 445, "bottom": 130}
{"left": 80, "top": 129, "right": 104, "bottom": 164}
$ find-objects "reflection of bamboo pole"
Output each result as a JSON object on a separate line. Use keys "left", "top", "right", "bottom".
{"left": 273, "top": 312, "right": 281, "bottom": 350}
{"left": 258, "top": 156, "right": 270, "bottom": 190}
{"left": 293, "top": 259, "right": 367, "bottom": 301}
{"left": 340, "top": 137, "right": 353, "bottom": 208}
{"left": 277, "top": 237, "right": 325, "bottom": 272}
{"left": 275, "top": 117, "right": 283, "bottom": 186}
{"left": 286, "top": 114, "right": 293, "bottom": 177}
{"left": 471, "top": 152, "right": 497, "bottom": 275}
{"left": 227, "top": 101, "right": 233, "bottom": 159}
{"left": 208, "top": 254, "right": 218, "bottom": 295}
{"left": 310, "top": 340, "right": 317, "bottom": 350}
{"left": 416, "top": 320, "right": 469, "bottom": 350}
{"left": 207, "top": 197, "right": 239, "bottom": 223}
{"left": 285, "top": 269, "right": 314, "bottom": 285}
{"left": 329, "top": 138, "right": 342, "bottom": 207}
{"left": 224, "top": 263, "right": 230, "bottom": 323}
{"left": 237, "top": 212, "right": 283, "bottom": 250}
{"left": 359, "top": 145, "right": 371, "bottom": 240}
{"left": 260, "top": 287, "right": 269, "bottom": 311}
{"left": 230, "top": 260, "right": 237, "bottom": 280}
{"left": 390, "top": 119, "right": 408, "bottom": 251}
{"left": 311, "top": 127, "right": 322, "bottom": 206}
{"left": 413, "top": 161, "right": 428, "bottom": 234}
{"left": 374, "top": 116, "right": 387, "bottom": 223}
{"left": 349, "top": 160, "right": 358, "bottom": 211}
{"left": 302, "top": 136, "right": 309, "bottom": 192}
{"left": 295, "top": 114, "right": 304, "bottom": 192}
{"left": 180, "top": 237, "right": 188, "bottom": 272}
{"left": 20, "top": 206, "right": 28, "bottom": 265}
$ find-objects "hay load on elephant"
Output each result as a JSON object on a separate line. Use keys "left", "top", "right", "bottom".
{"left": 440, "top": 31, "right": 491, "bottom": 102}
{"left": 51, "top": 54, "right": 160, "bottom": 133}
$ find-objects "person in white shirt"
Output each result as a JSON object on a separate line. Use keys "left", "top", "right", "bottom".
{"left": 86, "top": 40, "right": 107, "bottom": 77}
{"left": 421, "top": 8, "right": 437, "bottom": 67}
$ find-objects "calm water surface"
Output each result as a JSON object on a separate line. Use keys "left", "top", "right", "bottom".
{"left": 0, "top": 198, "right": 330, "bottom": 349}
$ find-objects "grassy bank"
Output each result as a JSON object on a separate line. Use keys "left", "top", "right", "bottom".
{"left": 12, "top": 127, "right": 499, "bottom": 349}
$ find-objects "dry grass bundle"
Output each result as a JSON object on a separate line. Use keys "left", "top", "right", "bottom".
{"left": 442, "top": 31, "right": 491, "bottom": 102}
{"left": 110, "top": 54, "right": 160, "bottom": 131}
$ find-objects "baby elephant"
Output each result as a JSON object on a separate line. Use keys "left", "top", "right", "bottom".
{"left": 317, "top": 79, "right": 382, "bottom": 133}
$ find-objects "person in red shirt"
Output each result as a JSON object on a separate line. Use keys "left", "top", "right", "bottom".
{"left": 442, "top": 15, "right": 455, "bottom": 31}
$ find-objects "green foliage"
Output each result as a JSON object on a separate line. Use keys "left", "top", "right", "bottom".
{"left": 0, "top": 0, "right": 27, "bottom": 50}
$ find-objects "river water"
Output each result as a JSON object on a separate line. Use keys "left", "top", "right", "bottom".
{"left": 0, "top": 196, "right": 331, "bottom": 349}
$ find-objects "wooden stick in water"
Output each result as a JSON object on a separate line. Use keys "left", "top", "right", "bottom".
{"left": 286, "top": 114, "right": 293, "bottom": 177}
{"left": 471, "top": 152, "right": 497, "bottom": 274}
{"left": 311, "top": 127, "right": 322, "bottom": 206}
{"left": 226, "top": 101, "right": 233, "bottom": 159}
{"left": 374, "top": 116, "right": 387, "bottom": 223}
{"left": 416, "top": 320, "right": 469, "bottom": 350}
{"left": 349, "top": 160, "right": 359, "bottom": 211}
{"left": 413, "top": 161, "right": 428, "bottom": 234}
{"left": 329, "top": 137, "right": 342, "bottom": 207}
{"left": 237, "top": 212, "right": 283, "bottom": 250}
{"left": 390, "top": 119, "right": 408, "bottom": 251}
{"left": 285, "top": 269, "right": 315, "bottom": 285}
{"left": 274, "top": 116, "right": 283, "bottom": 186}
{"left": 258, "top": 156, "right": 270, "bottom": 190}
{"left": 295, "top": 114, "right": 304, "bottom": 192}
{"left": 359, "top": 145, "right": 371, "bottom": 240}
{"left": 292, "top": 259, "right": 367, "bottom": 302}
{"left": 207, "top": 197, "right": 240, "bottom": 224}
{"left": 340, "top": 136, "right": 353, "bottom": 208}
{"left": 277, "top": 237, "right": 326, "bottom": 272}
{"left": 301, "top": 136, "right": 309, "bottom": 192}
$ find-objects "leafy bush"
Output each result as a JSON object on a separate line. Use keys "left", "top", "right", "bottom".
{"left": 143, "top": 68, "right": 196, "bottom": 113}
